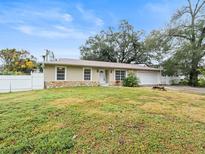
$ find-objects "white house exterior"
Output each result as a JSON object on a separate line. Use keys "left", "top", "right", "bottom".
{"left": 43, "top": 59, "right": 161, "bottom": 88}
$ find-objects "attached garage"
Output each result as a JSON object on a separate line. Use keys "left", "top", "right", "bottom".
{"left": 136, "top": 71, "right": 160, "bottom": 85}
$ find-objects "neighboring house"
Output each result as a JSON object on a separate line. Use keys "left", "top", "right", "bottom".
{"left": 43, "top": 58, "right": 161, "bottom": 88}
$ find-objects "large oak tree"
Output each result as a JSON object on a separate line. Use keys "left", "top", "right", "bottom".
{"left": 80, "top": 20, "right": 152, "bottom": 64}
{"left": 146, "top": 0, "right": 205, "bottom": 86}
{"left": 167, "top": 0, "right": 205, "bottom": 86}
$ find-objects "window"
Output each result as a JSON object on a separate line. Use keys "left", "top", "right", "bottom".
{"left": 84, "top": 68, "right": 91, "bottom": 80}
{"left": 115, "top": 70, "right": 126, "bottom": 81}
{"left": 56, "top": 67, "right": 66, "bottom": 80}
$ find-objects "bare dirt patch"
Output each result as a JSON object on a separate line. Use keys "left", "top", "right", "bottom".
{"left": 50, "top": 98, "right": 85, "bottom": 107}
{"left": 139, "top": 103, "right": 173, "bottom": 115}
{"left": 139, "top": 102, "right": 205, "bottom": 123}
{"left": 33, "top": 122, "right": 66, "bottom": 134}
{"left": 178, "top": 106, "right": 205, "bottom": 123}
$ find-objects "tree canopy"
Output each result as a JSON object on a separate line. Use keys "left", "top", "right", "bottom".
{"left": 144, "top": 0, "right": 205, "bottom": 86}
{"left": 0, "top": 48, "right": 37, "bottom": 74}
{"left": 80, "top": 20, "right": 154, "bottom": 65}
{"left": 166, "top": 0, "right": 205, "bottom": 86}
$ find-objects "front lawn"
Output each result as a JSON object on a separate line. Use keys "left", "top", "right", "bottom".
{"left": 0, "top": 87, "right": 205, "bottom": 153}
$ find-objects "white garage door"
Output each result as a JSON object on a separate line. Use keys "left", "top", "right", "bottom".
{"left": 136, "top": 71, "right": 160, "bottom": 85}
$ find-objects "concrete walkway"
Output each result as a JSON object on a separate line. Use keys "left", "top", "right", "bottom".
{"left": 165, "top": 86, "right": 205, "bottom": 94}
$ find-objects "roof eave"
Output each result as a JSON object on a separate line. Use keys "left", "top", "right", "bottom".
{"left": 43, "top": 62, "right": 161, "bottom": 71}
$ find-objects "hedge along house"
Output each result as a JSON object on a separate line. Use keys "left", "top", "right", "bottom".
{"left": 43, "top": 58, "right": 161, "bottom": 88}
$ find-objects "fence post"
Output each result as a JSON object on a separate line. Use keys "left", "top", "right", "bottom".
{"left": 31, "top": 72, "right": 33, "bottom": 90}
{"left": 166, "top": 76, "right": 168, "bottom": 85}
{"left": 9, "top": 79, "right": 11, "bottom": 93}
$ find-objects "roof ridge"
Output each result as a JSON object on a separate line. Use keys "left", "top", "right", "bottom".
{"left": 58, "top": 58, "right": 147, "bottom": 67}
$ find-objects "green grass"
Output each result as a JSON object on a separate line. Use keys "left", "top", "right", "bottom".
{"left": 0, "top": 87, "right": 205, "bottom": 153}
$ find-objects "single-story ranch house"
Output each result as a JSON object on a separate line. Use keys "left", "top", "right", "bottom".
{"left": 43, "top": 59, "right": 161, "bottom": 88}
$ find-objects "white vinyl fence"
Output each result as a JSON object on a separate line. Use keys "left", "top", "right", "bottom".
{"left": 0, "top": 73, "right": 44, "bottom": 93}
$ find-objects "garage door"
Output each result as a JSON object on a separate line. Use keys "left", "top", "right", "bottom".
{"left": 136, "top": 71, "right": 160, "bottom": 85}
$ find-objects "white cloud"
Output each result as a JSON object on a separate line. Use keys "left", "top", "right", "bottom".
{"left": 0, "top": 7, "right": 73, "bottom": 24}
{"left": 16, "top": 25, "right": 33, "bottom": 34}
{"left": 30, "top": 10, "right": 73, "bottom": 22}
{"left": 76, "top": 4, "right": 104, "bottom": 26}
{"left": 54, "top": 25, "right": 73, "bottom": 32}
{"left": 62, "top": 13, "right": 73, "bottom": 22}
{"left": 0, "top": 2, "right": 103, "bottom": 40}
{"left": 15, "top": 25, "right": 89, "bottom": 39}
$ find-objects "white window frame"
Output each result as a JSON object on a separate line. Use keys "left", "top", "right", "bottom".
{"left": 55, "top": 66, "right": 67, "bottom": 81}
{"left": 114, "top": 69, "right": 127, "bottom": 81}
{"left": 83, "top": 67, "right": 92, "bottom": 81}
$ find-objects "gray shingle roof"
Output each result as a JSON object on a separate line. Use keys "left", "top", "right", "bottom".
{"left": 44, "top": 58, "right": 161, "bottom": 71}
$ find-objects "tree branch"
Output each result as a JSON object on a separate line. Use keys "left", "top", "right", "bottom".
{"left": 194, "top": 0, "right": 205, "bottom": 15}
{"left": 194, "top": 0, "right": 201, "bottom": 13}
{"left": 187, "top": 0, "right": 194, "bottom": 15}
{"left": 168, "top": 32, "right": 192, "bottom": 41}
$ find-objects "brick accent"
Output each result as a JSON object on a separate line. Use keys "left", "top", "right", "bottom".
{"left": 45, "top": 81, "right": 100, "bottom": 88}
{"left": 109, "top": 81, "right": 123, "bottom": 86}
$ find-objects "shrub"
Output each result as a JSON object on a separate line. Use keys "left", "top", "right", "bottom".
{"left": 171, "top": 79, "right": 180, "bottom": 85}
{"left": 123, "top": 73, "right": 140, "bottom": 87}
{"left": 0, "top": 70, "right": 27, "bottom": 75}
{"left": 198, "top": 78, "right": 205, "bottom": 87}
{"left": 198, "top": 68, "right": 205, "bottom": 87}
{"left": 179, "top": 79, "right": 189, "bottom": 85}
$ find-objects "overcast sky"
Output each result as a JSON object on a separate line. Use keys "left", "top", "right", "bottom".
{"left": 0, "top": 0, "right": 187, "bottom": 61}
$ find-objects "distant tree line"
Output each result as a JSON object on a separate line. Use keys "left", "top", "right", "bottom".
{"left": 80, "top": 0, "right": 205, "bottom": 86}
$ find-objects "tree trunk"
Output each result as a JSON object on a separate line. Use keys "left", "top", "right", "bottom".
{"left": 189, "top": 68, "right": 198, "bottom": 86}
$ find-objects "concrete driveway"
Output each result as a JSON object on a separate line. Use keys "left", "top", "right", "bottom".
{"left": 165, "top": 86, "right": 205, "bottom": 94}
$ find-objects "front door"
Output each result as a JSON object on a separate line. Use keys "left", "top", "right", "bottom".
{"left": 99, "top": 70, "right": 106, "bottom": 84}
